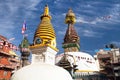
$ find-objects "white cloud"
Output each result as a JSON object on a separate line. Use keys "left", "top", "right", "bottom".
{"left": 76, "top": 17, "right": 89, "bottom": 24}
{"left": 54, "top": 0, "right": 60, "bottom": 4}
{"left": 0, "top": 0, "right": 42, "bottom": 39}
{"left": 26, "top": 0, "right": 41, "bottom": 10}
{"left": 108, "top": 4, "right": 120, "bottom": 23}
{"left": 62, "top": 13, "right": 66, "bottom": 16}
{"left": 76, "top": 16, "right": 103, "bottom": 25}
{"left": 57, "top": 30, "right": 66, "bottom": 35}
{"left": 82, "top": 29, "right": 102, "bottom": 38}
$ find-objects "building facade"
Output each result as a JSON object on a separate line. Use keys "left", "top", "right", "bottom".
{"left": 0, "top": 35, "right": 20, "bottom": 80}
{"left": 95, "top": 45, "right": 120, "bottom": 80}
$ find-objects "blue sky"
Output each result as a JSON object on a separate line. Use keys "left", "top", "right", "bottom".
{"left": 0, "top": 0, "right": 120, "bottom": 56}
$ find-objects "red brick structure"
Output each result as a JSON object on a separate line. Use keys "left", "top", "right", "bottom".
{"left": 0, "top": 35, "right": 20, "bottom": 80}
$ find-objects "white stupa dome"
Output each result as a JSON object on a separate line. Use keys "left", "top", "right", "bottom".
{"left": 11, "top": 63, "right": 72, "bottom": 80}
{"left": 56, "top": 52, "right": 99, "bottom": 72}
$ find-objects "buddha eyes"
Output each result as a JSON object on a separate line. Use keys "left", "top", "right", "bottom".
{"left": 35, "top": 38, "right": 42, "bottom": 44}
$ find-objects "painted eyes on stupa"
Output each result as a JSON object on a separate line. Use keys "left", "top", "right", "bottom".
{"left": 35, "top": 38, "right": 42, "bottom": 44}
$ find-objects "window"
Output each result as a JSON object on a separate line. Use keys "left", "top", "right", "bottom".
{"left": 115, "top": 50, "right": 120, "bottom": 56}
{"left": 3, "top": 71, "right": 7, "bottom": 76}
{"left": 35, "top": 54, "right": 44, "bottom": 62}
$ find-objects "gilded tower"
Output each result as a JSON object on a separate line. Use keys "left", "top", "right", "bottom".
{"left": 63, "top": 9, "right": 80, "bottom": 52}
{"left": 30, "top": 5, "right": 58, "bottom": 65}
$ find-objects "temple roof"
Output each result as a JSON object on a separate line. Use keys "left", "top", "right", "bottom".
{"left": 0, "top": 35, "right": 7, "bottom": 41}
{"left": 19, "top": 37, "right": 29, "bottom": 48}
{"left": 63, "top": 9, "right": 79, "bottom": 44}
{"left": 63, "top": 24, "right": 79, "bottom": 44}
{"left": 19, "top": 36, "right": 30, "bottom": 55}
{"left": 31, "top": 5, "right": 57, "bottom": 50}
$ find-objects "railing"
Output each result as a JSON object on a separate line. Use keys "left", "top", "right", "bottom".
{"left": 0, "top": 63, "right": 16, "bottom": 69}
{"left": 113, "top": 60, "right": 120, "bottom": 63}
{"left": 9, "top": 58, "right": 20, "bottom": 62}
{"left": 114, "top": 66, "right": 120, "bottom": 70}
{"left": 97, "top": 54, "right": 111, "bottom": 58}
{"left": 0, "top": 50, "right": 11, "bottom": 56}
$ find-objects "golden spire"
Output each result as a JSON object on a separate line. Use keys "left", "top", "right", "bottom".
{"left": 44, "top": 5, "right": 49, "bottom": 15}
{"left": 65, "top": 8, "right": 76, "bottom": 24}
{"left": 41, "top": 4, "right": 51, "bottom": 19}
{"left": 31, "top": 5, "right": 58, "bottom": 51}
